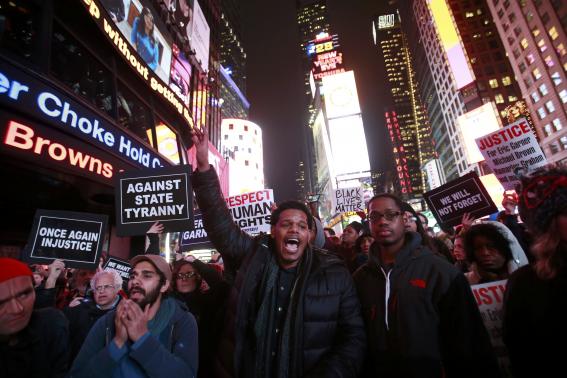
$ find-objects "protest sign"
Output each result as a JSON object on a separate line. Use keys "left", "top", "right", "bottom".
{"left": 24, "top": 210, "right": 107, "bottom": 269}
{"left": 476, "top": 118, "right": 547, "bottom": 190}
{"left": 115, "top": 165, "right": 193, "bottom": 236}
{"left": 471, "top": 280, "right": 511, "bottom": 376}
{"left": 103, "top": 257, "right": 131, "bottom": 281}
{"left": 333, "top": 187, "right": 364, "bottom": 213}
{"left": 424, "top": 172, "right": 497, "bottom": 227}
{"left": 226, "top": 189, "right": 274, "bottom": 235}
{"left": 180, "top": 211, "right": 213, "bottom": 251}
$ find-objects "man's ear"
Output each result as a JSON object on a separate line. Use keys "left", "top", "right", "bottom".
{"left": 160, "top": 280, "right": 170, "bottom": 293}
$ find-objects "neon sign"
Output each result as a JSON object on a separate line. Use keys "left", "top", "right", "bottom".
{"left": 378, "top": 14, "right": 396, "bottom": 29}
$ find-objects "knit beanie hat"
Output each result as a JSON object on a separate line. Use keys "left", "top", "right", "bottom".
{"left": 518, "top": 165, "right": 567, "bottom": 234}
{"left": 0, "top": 258, "right": 33, "bottom": 283}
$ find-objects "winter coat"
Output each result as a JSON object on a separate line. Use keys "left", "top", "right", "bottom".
{"left": 353, "top": 232, "right": 500, "bottom": 378}
{"left": 0, "top": 308, "right": 69, "bottom": 378}
{"left": 192, "top": 167, "right": 366, "bottom": 378}
{"left": 68, "top": 298, "right": 198, "bottom": 378}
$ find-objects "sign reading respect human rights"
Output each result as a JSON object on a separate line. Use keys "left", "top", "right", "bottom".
{"left": 115, "top": 165, "right": 194, "bottom": 236}
{"left": 226, "top": 189, "right": 274, "bottom": 235}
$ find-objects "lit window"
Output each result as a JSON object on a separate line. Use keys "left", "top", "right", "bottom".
{"left": 539, "top": 84, "right": 549, "bottom": 96}
{"left": 526, "top": 53, "right": 535, "bottom": 65}
{"left": 495, "top": 94, "right": 505, "bottom": 104}
{"left": 557, "top": 43, "right": 566, "bottom": 56}
{"left": 545, "top": 56, "right": 555, "bottom": 67}
{"left": 509, "top": 95, "right": 518, "bottom": 102}
{"left": 531, "top": 92, "right": 540, "bottom": 103}
{"left": 465, "top": 11, "right": 474, "bottom": 18}
{"left": 559, "top": 90, "right": 567, "bottom": 104}
{"left": 551, "top": 72, "right": 562, "bottom": 86}
{"left": 502, "top": 76, "right": 512, "bottom": 86}
{"left": 537, "top": 107, "right": 546, "bottom": 119}
{"left": 538, "top": 39, "right": 547, "bottom": 52}
{"left": 532, "top": 28, "right": 540, "bottom": 37}
{"left": 548, "top": 26, "right": 559, "bottom": 40}
{"left": 532, "top": 68, "right": 542, "bottom": 80}
{"left": 489, "top": 78, "right": 499, "bottom": 88}
{"left": 560, "top": 137, "right": 567, "bottom": 150}
{"left": 545, "top": 101, "right": 555, "bottom": 113}
{"left": 553, "top": 119, "right": 563, "bottom": 131}
{"left": 500, "top": 110, "right": 508, "bottom": 118}
{"left": 544, "top": 124, "right": 553, "bottom": 136}
{"left": 520, "top": 38, "right": 529, "bottom": 49}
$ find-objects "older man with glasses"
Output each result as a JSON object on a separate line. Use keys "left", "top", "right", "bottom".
{"left": 64, "top": 270, "right": 124, "bottom": 363}
{"left": 353, "top": 193, "right": 501, "bottom": 378}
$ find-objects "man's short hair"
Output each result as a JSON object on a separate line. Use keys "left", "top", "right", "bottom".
{"left": 271, "top": 201, "right": 314, "bottom": 230}
{"left": 367, "top": 193, "right": 405, "bottom": 211}
{"left": 90, "top": 270, "right": 123, "bottom": 291}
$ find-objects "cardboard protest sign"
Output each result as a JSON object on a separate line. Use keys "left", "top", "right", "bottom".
{"left": 476, "top": 118, "right": 547, "bottom": 190}
{"left": 424, "top": 172, "right": 497, "bottom": 227}
{"left": 471, "top": 280, "right": 510, "bottom": 376}
{"left": 103, "top": 257, "right": 131, "bottom": 281}
{"left": 180, "top": 211, "right": 213, "bottom": 251}
{"left": 115, "top": 165, "right": 194, "bottom": 236}
{"left": 333, "top": 187, "right": 364, "bottom": 213}
{"left": 24, "top": 210, "right": 107, "bottom": 269}
{"left": 226, "top": 189, "right": 274, "bottom": 235}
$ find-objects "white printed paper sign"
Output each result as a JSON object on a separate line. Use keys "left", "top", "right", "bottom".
{"left": 333, "top": 187, "right": 364, "bottom": 213}
{"left": 226, "top": 189, "right": 274, "bottom": 235}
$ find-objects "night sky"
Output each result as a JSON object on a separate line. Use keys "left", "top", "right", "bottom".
{"left": 241, "top": 0, "right": 394, "bottom": 201}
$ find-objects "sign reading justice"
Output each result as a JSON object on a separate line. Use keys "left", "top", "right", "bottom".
{"left": 24, "top": 210, "right": 107, "bottom": 269}
{"left": 115, "top": 165, "right": 194, "bottom": 236}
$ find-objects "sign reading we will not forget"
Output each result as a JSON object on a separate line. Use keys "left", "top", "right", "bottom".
{"left": 424, "top": 172, "right": 497, "bottom": 227}
{"left": 476, "top": 118, "right": 547, "bottom": 190}
{"left": 334, "top": 187, "right": 364, "bottom": 213}
{"left": 24, "top": 210, "right": 107, "bottom": 269}
{"left": 226, "top": 189, "right": 274, "bottom": 235}
{"left": 115, "top": 165, "right": 193, "bottom": 236}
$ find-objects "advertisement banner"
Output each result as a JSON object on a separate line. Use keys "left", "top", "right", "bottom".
{"left": 115, "top": 165, "right": 194, "bottom": 236}
{"left": 226, "top": 189, "right": 274, "bottom": 235}
{"left": 322, "top": 71, "right": 361, "bottom": 119}
{"left": 179, "top": 211, "right": 213, "bottom": 251}
{"left": 471, "top": 280, "right": 511, "bottom": 376}
{"left": 476, "top": 118, "right": 547, "bottom": 190}
{"left": 333, "top": 186, "right": 364, "bottom": 213}
{"left": 23, "top": 210, "right": 108, "bottom": 269}
{"left": 104, "top": 256, "right": 132, "bottom": 281}
{"left": 424, "top": 172, "right": 497, "bottom": 227}
{"left": 190, "top": 0, "right": 210, "bottom": 71}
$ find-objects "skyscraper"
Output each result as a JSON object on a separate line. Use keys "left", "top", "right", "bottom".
{"left": 219, "top": 0, "right": 247, "bottom": 94}
{"left": 487, "top": 0, "right": 567, "bottom": 163}
{"left": 372, "top": 12, "right": 437, "bottom": 199}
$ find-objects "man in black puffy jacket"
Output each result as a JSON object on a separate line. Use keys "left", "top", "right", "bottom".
{"left": 191, "top": 126, "right": 366, "bottom": 378}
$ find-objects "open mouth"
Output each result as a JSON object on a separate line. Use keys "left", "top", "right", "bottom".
{"left": 284, "top": 238, "right": 300, "bottom": 252}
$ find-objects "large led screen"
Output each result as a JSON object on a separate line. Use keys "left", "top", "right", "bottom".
{"left": 322, "top": 71, "right": 362, "bottom": 120}
{"left": 457, "top": 102, "right": 502, "bottom": 165}
{"left": 328, "top": 115, "right": 371, "bottom": 176}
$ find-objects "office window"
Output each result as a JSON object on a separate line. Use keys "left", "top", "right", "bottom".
{"left": 549, "top": 26, "right": 559, "bottom": 40}
{"left": 502, "top": 76, "right": 512, "bottom": 86}
{"left": 489, "top": 79, "right": 499, "bottom": 88}
{"left": 532, "top": 28, "right": 541, "bottom": 37}
{"left": 531, "top": 92, "right": 540, "bottom": 103}
{"left": 544, "top": 124, "right": 553, "bottom": 136}
{"left": 508, "top": 95, "right": 518, "bottom": 102}
{"left": 537, "top": 107, "right": 546, "bottom": 119}
{"left": 545, "top": 101, "right": 555, "bottom": 113}
{"left": 532, "top": 68, "right": 542, "bottom": 80}
{"left": 551, "top": 72, "right": 562, "bottom": 86}
{"left": 545, "top": 56, "right": 555, "bottom": 67}
{"left": 553, "top": 118, "right": 563, "bottom": 131}
{"left": 561, "top": 137, "right": 567, "bottom": 150}
{"left": 520, "top": 38, "right": 529, "bottom": 49}
{"left": 539, "top": 84, "right": 549, "bottom": 96}
{"left": 559, "top": 89, "right": 567, "bottom": 104}
{"left": 549, "top": 143, "right": 559, "bottom": 155}
{"left": 538, "top": 39, "right": 547, "bottom": 52}
{"left": 557, "top": 43, "right": 566, "bottom": 56}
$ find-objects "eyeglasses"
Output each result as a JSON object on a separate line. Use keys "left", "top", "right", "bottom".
{"left": 176, "top": 272, "right": 197, "bottom": 280}
{"left": 368, "top": 211, "right": 402, "bottom": 222}
{"left": 94, "top": 284, "right": 115, "bottom": 293}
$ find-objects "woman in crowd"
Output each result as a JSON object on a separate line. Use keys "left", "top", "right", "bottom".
{"left": 452, "top": 233, "right": 471, "bottom": 273}
{"left": 131, "top": 7, "right": 160, "bottom": 70}
{"left": 351, "top": 233, "right": 374, "bottom": 272}
{"left": 503, "top": 165, "right": 567, "bottom": 377}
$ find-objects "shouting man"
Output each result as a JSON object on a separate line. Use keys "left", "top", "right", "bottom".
{"left": 191, "top": 126, "right": 365, "bottom": 378}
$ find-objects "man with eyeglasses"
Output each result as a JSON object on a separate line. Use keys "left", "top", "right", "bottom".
{"left": 63, "top": 270, "right": 124, "bottom": 363}
{"left": 353, "top": 193, "right": 500, "bottom": 378}
{"left": 70, "top": 255, "right": 198, "bottom": 377}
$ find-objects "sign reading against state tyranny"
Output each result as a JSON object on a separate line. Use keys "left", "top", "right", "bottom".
{"left": 471, "top": 280, "right": 510, "bottom": 376}
{"left": 104, "top": 257, "right": 131, "bottom": 281}
{"left": 115, "top": 165, "right": 194, "bottom": 236}
{"left": 24, "top": 210, "right": 107, "bottom": 269}
{"left": 424, "top": 172, "right": 497, "bottom": 227}
{"left": 333, "top": 187, "right": 364, "bottom": 213}
{"left": 180, "top": 211, "right": 213, "bottom": 251}
{"left": 476, "top": 118, "right": 547, "bottom": 190}
{"left": 226, "top": 189, "right": 274, "bottom": 235}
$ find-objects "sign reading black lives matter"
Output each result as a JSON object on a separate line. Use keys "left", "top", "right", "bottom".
{"left": 24, "top": 210, "right": 107, "bottom": 269}
{"left": 115, "top": 165, "right": 194, "bottom": 236}
{"left": 333, "top": 186, "right": 364, "bottom": 213}
{"left": 424, "top": 172, "right": 498, "bottom": 227}
{"left": 104, "top": 257, "right": 132, "bottom": 281}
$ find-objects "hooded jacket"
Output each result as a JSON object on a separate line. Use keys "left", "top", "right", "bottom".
{"left": 485, "top": 221, "right": 529, "bottom": 274}
{"left": 353, "top": 232, "right": 500, "bottom": 378}
{"left": 192, "top": 167, "right": 366, "bottom": 378}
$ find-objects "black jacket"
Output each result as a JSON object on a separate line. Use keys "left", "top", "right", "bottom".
{"left": 353, "top": 232, "right": 500, "bottom": 378}
{"left": 193, "top": 167, "right": 366, "bottom": 378}
{"left": 0, "top": 308, "right": 69, "bottom": 378}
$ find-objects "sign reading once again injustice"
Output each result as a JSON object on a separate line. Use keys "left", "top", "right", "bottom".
{"left": 24, "top": 210, "right": 107, "bottom": 269}
{"left": 115, "top": 165, "right": 194, "bottom": 236}
{"left": 424, "top": 172, "right": 497, "bottom": 227}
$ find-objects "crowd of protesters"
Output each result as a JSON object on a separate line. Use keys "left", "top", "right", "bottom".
{"left": 0, "top": 125, "right": 565, "bottom": 378}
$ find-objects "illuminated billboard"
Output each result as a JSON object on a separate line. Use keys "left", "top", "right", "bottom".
{"left": 189, "top": 0, "right": 210, "bottom": 71}
{"left": 328, "top": 115, "right": 370, "bottom": 176}
{"left": 308, "top": 33, "right": 345, "bottom": 81}
{"left": 428, "top": 0, "right": 475, "bottom": 89}
{"left": 322, "top": 71, "right": 361, "bottom": 119}
{"left": 456, "top": 102, "right": 502, "bottom": 165}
